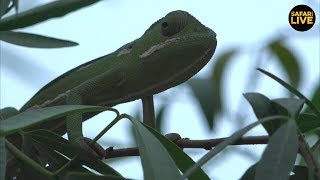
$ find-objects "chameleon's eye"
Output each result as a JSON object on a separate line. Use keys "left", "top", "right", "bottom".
{"left": 161, "top": 17, "right": 187, "bottom": 37}
{"left": 161, "top": 21, "right": 170, "bottom": 36}
{"left": 162, "top": 21, "right": 169, "bottom": 29}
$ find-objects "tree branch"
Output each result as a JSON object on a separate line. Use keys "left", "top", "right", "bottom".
{"left": 104, "top": 134, "right": 269, "bottom": 159}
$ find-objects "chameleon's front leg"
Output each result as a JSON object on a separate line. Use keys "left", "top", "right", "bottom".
{"left": 66, "top": 90, "right": 98, "bottom": 157}
{"left": 66, "top": 69, "right": 125, "bottom": 159}
{"left": 142, "top": 96, "right": 156, "bottom": 128}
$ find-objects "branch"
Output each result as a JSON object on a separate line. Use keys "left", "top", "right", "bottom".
{"left": 104, "top": 134, "right": 269, "bottom": 159}
{"left": 297, "top": 134, "right": 320, "bottom": 179}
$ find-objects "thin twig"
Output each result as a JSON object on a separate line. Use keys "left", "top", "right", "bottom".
{"left": 104, "top": 135, "right": 269, "bottom": 159}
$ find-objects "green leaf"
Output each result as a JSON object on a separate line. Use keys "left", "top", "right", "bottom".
{"left": 211, "top": 49, "right": 238, "bottom": 103}
{"left": 255, "top": 120, "right": 299, "bottom": 180}
{"left": 4, "top": 139, "right": 55, "bottom": 179}
{"left": 272, "top": 98, "right": 305, "bottom": 118}
{"left": 182, "top": 115, "right": 288, "bottom": 179}
{"left": 268, "top": 39, "right": 301, "bottom": 88}
{"left": 0, "top": 31, "right": 78, "bottom": 48}
{"left": 296, "top": 113, "right": 320, "bottom": 133}
{"left": 0, "top": 105, "right": 109, "bottom": 136}
{"left": 155, "top": 103, "right": 167, "bottom": 133}
{"left": 305, "top": 83, "right": 320, "bottom": 114}
{"left": 24, "top": 130, "right": 122, "bottom": 177}
{"left": 20, "top": 136, "right": 50, "bottom": 180}
{"left": 239, "top": 162, "right": 258, "bottom": 180}
{"left": 188, "top": 49, "right": 238, "bottom": 130}
{"left": 244, "top": 93, "right": 287, "bottom": 135}
{"left": 0, "top": 0, "right": 11, "bottom": 17}
{"left": 144, "top": 125, "right": 210, "bottom": 180}
{"left": 290, "top": 166, "right": 314, "bottom": 180}
{"left": 30, "top": 138, "right": 89, "bottom": 173}
{"left": 0, "top": 137, "right": 5, "bottom": 180}
{"left": 12, "top": 0, "right": 18, "bottom": 12}
{"left": 128, "top": 115, "right": 181, "bottom": 180}
{"left": 257, "top": 68, "right": 320, "bottom": 117}
{"left": 188, "top": 78, "right": 218, "bottom": 129}
{"left": 0, "top": 0, "right": 100, "bottom": 30}
{"left": 24, "top": 130, "right": 76, "bottom": 156}
{"left": 67, "top": 172, "right": 126, "bottom": 180}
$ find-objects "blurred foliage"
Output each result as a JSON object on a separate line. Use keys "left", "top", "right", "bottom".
{"left": 0, "top": 0, "right": 319, "bottom": 179}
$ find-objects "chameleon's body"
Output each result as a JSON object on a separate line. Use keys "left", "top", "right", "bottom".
{"left": 1, "top": 11, "right": 217, "bottom": 158}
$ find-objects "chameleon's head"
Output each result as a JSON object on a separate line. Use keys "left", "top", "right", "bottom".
{"left": 121, "top": 10, "right": 217, "bottom": 95}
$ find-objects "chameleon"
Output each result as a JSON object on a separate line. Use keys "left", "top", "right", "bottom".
{"left": 1, "top": 10, "right": 217, "bottom": 160}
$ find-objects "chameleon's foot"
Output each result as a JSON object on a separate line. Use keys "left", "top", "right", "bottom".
{"left": 75, "top": 137, "right": 105, "bottom": 160}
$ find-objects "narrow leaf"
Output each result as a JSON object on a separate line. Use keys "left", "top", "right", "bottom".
{"left": 239, "top": 162, "right": 258, "bottom": 180}
{"left": 255, "top": 120, "right": 299, "bottom": 180}
{"left": 272, "top": 98, "right": 305, "bottom": 117}
{"left": 20, "top": 136, "right": 50, "bottom": 180}
{"left": 211, "top": 48, "right": 238, "bottom": 112}
{"left": 290, "top": 166, "right": 314, "bottom": 180}
{"left": 0, "top": 137, "right": 5, "bottom": 180}
{"left": 31, "top": 138, "right": 89, "bottom": 173}
{"left": 244, "top": 93, "right": 287, "bottom": 135}
{"left": 182, "top": 115, "right": 287, "bottom": 179}
{"left": 24, "top": 130, "right": 122, "bottom": 177}
{"left": 155, "top": 103, "right": 167, "bottom": 133}
{"left": 0, "top": 0, "right": 100, "bottom": 30}
{"left": 67, "top": 172, "right": 125, "bottom": 180}
{"left": 0, "top": 31, "right": 78, "bottom": 48}
{"left": 297, "top": 113, "right": 320, "bottom": 133}
{"left": 268, "top": 39, "right": 301, "bottom": 88}
{"left": 128, "top": 115, "right": 181, "bottom": 180}
{"left": 0, "top": 105, "right": 108, "bottom": 136}
{"left": 188, "top": 78, "right": 217, "bottom": 129}
{"left": 144, "top": 125, "right": 210, "bottom": 180}
{"left": 257, "top": 68, "right": 320, "bottom": 117}
{"left": 24, "top": 130, "right": 76, "bottom": 156}
{"left": 0, "top": 0, "right": 11, "bottom": 17}
{"left": 305, "top": 83, "right": 320, "bottom": 114}
{"left": 12, "top": 0, "right": 18, "bottom": 12}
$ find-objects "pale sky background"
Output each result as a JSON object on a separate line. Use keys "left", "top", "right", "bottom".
{"left": 0, "top": 0, "right": 319, "bottom": 179}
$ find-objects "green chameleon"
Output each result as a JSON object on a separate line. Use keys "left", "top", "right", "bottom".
{"left": 1, "top": 10, "right": 217, "bottom": 160}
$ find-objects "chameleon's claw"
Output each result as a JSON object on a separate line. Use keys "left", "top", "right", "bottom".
{"left": 75, "top": 137, "right": 105, "bottom": 160}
